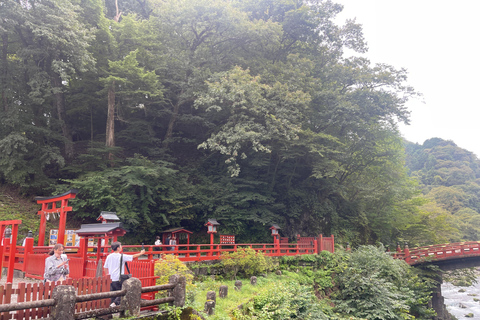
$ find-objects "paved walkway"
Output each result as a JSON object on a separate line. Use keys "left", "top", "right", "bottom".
{"left": 0, "top": 277, "right": 42, "bottom": 305}
{"left": 0, "top": 277, "right": 42, "bottom": 288}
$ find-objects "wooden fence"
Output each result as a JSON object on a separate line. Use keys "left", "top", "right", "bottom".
{"left": 0, "top": 276, "right": 185, "bottom": 320}
{"left": 0, "top": 277, "right": 111, "bottom": 320}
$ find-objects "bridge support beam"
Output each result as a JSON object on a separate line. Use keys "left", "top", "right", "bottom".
{"left": 430, "top": 276, "right": 446, "bottom": 320}
{"left": 429, "top": 272, "right": 455, "bottom": 320}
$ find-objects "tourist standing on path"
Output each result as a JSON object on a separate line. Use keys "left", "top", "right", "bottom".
{"left": 103, "top": 241, "right": 145, "bottom": 307}
{"left": 166, "top": 235, "right": 171, "bottom": 251}
{"left": 169, "top": 236, "right": 177, "bottom": 251}
{"left": 154, "top": 236, "right": 162, "bottom": 257}
{"left": 44, "top": 244, "right": 69, "bottom": 282}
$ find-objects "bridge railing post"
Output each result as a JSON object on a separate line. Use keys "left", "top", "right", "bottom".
{"left": 403, "top": 242, "right": 409, "bottom": 256}
{"left": 403, "top": 242, "right": 410, "bottom": 263}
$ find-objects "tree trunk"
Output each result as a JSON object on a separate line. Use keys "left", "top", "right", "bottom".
{"left": 50, "top": 72, "right": 74, "bottom": 159}
{"left": 106, "top": 83, "right": 116, "bottom": 148}
{"left": 163, "top": 99, "right": 182, "bottom": 148}
{"left": 1, "top": 33, "right": 7, "bottom": 111}
{"left": 113, "top": 0, "right": 122, "bottom": 22}
{"left": 90, "top": 106, "right": 94, "bottom": 141}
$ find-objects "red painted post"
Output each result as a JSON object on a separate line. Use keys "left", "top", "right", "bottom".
{"left": 331, "top": 235, "right": 335, "bottom": 253}
{"left": 38, "top": 204, "right": 47, "bottom": 246}
{"left": 148, "top": 245, "right": 153, "bottom": 260}
{"left": 209, "top": 233, "right": 214, "bottom": 257}
{"left": 22, "top": 237, "right": 34, "bottom": 272}
{"left": 7, "top": 224, "right": 18, "bottom": 283}
{"left": 319, "top": 234, "right": 324, "bottom": 252}
{"left": 78, "top": 237, "right": 88, "bottom": 277}
{"left": 57, "top": 200, "right": 67, "bottom": 246}
{"left": 0, "top": 225, "right": 5, "bottom": 271}
{"left": 404, "top": 243, "right": 410, "bottom": 257}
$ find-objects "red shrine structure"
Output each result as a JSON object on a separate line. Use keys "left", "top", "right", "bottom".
{"left": 0, "top": 190, "right": 335, "bottom": 285}
{"left": 35, "top": 189, "right": 78, "bottom": 246}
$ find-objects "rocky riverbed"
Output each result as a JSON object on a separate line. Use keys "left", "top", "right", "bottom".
{"left": 442, "top": 280, "right": 480, "bottom": 319}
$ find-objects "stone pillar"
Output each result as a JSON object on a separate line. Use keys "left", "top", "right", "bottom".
{"left": 95, "top": 258, "right": 103, "bottom": 278}
{"left": 50, "top": 285, "right": 76, "bottom": 320}
{"left": 250, "top": 276, "right": 257, "bottom": 285}
{"left": 234, "top": 280, "right": 242, "bottom": 291}
{"left": 120, "top": 277, "right": 142, "bottom": 317}
{"left": 169, "top": 274, "right": 186, "bottom": 307}
{"left": 204, "top": 291, "right": 216, "bottom": 315}
{"left": 430, "top": 273, "right": 455, "bottom": 320}
{"left": 219, "top": 285, "right": 228, "bottom": 298}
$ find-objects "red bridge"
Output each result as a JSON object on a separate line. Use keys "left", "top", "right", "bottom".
{"left": 392, "top": 241, "right": 480, "bottom": 269}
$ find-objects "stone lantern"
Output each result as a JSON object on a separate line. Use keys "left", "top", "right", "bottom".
{"left": 205, "top": 219, "right": 220, "bottom": 245}
{"left": 2, "top": 227, "right": 12, "bottom": 245}
{"left": 270, "top": 224, "right": 280, "bottom": 245}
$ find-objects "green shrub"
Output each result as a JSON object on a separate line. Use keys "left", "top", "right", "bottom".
{"left": 278, "top": 252, "right": 341, "bottom": 295}
{"left": 220, "top": 247, "right": 275, "bottom": 279}
{"left": 154, "top": 254, "right": 195, "bottom": 298}
{"left": 232, "top": 280, "right": 329, "bottom": 320}
{"left": 333, "top": 245, "right": 436, "bottom": 320}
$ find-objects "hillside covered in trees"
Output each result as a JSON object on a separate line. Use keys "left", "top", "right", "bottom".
{"left": 0, "top": 0, "right": 472, "bottom": 247}
{"left": 405, "top": 138, "right": 480, "bottom": 245}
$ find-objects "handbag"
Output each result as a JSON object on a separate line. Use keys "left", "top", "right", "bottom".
{"left": 119, "top": 254, "right": 132, "bottom": 284}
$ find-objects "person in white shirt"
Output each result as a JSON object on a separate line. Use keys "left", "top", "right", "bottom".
{"left": 103, "top": 241, "right": 145, "bottom": 307}
{"left": 154, "top": 236, "right": 162, "bottom": 258}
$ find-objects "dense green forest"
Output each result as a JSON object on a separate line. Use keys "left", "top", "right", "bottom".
{"left": 405, "top": 138, "right": 480, "bottom": 244}
{"left": 0, "top": 0, "right": 476, "bottom": 247}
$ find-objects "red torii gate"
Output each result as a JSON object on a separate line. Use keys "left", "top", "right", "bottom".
{"left": 35, "top": 189, "right": 78, "bottom": 246}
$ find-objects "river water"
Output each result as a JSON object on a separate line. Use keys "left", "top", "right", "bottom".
{"left": 442, "top": 280, "right": 480, "bottom": 319}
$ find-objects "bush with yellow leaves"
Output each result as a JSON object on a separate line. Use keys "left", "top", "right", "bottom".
{"left": 154, "top": 254, "right": 194, "bottom": 290}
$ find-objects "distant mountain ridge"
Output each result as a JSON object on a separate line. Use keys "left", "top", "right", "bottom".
{"left": 404, "top": 137, "right": 480, "bottom": 241}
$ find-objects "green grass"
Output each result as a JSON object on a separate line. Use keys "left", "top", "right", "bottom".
{"left": 0, "top": 186, "right": 81, "bottom": 245}
{"left": 187, "top": 275, "right": 282, "bottom": 319}
{"left": 0, "top": 187, "right": 40, "bottom": 241}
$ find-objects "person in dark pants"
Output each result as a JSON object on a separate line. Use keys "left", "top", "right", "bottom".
{"left": 166, "top": 236, "right": 171, "bottom": 251}
{"left": 103, "top": 241, "right": 145, "bottom": 307}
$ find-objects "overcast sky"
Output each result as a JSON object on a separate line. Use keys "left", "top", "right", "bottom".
{"left": 334, "top": 0, "right": 480, "bottom": 157}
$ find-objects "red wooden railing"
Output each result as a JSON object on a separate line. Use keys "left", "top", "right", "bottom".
{"left": 1, "top": 234, "right": 334, "bottom": 284}
{"left": 124, "top": 241, "right": 320, "bottom": 262}
{"left": 392, "top": 241, "right": 480, "bottom": 265}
